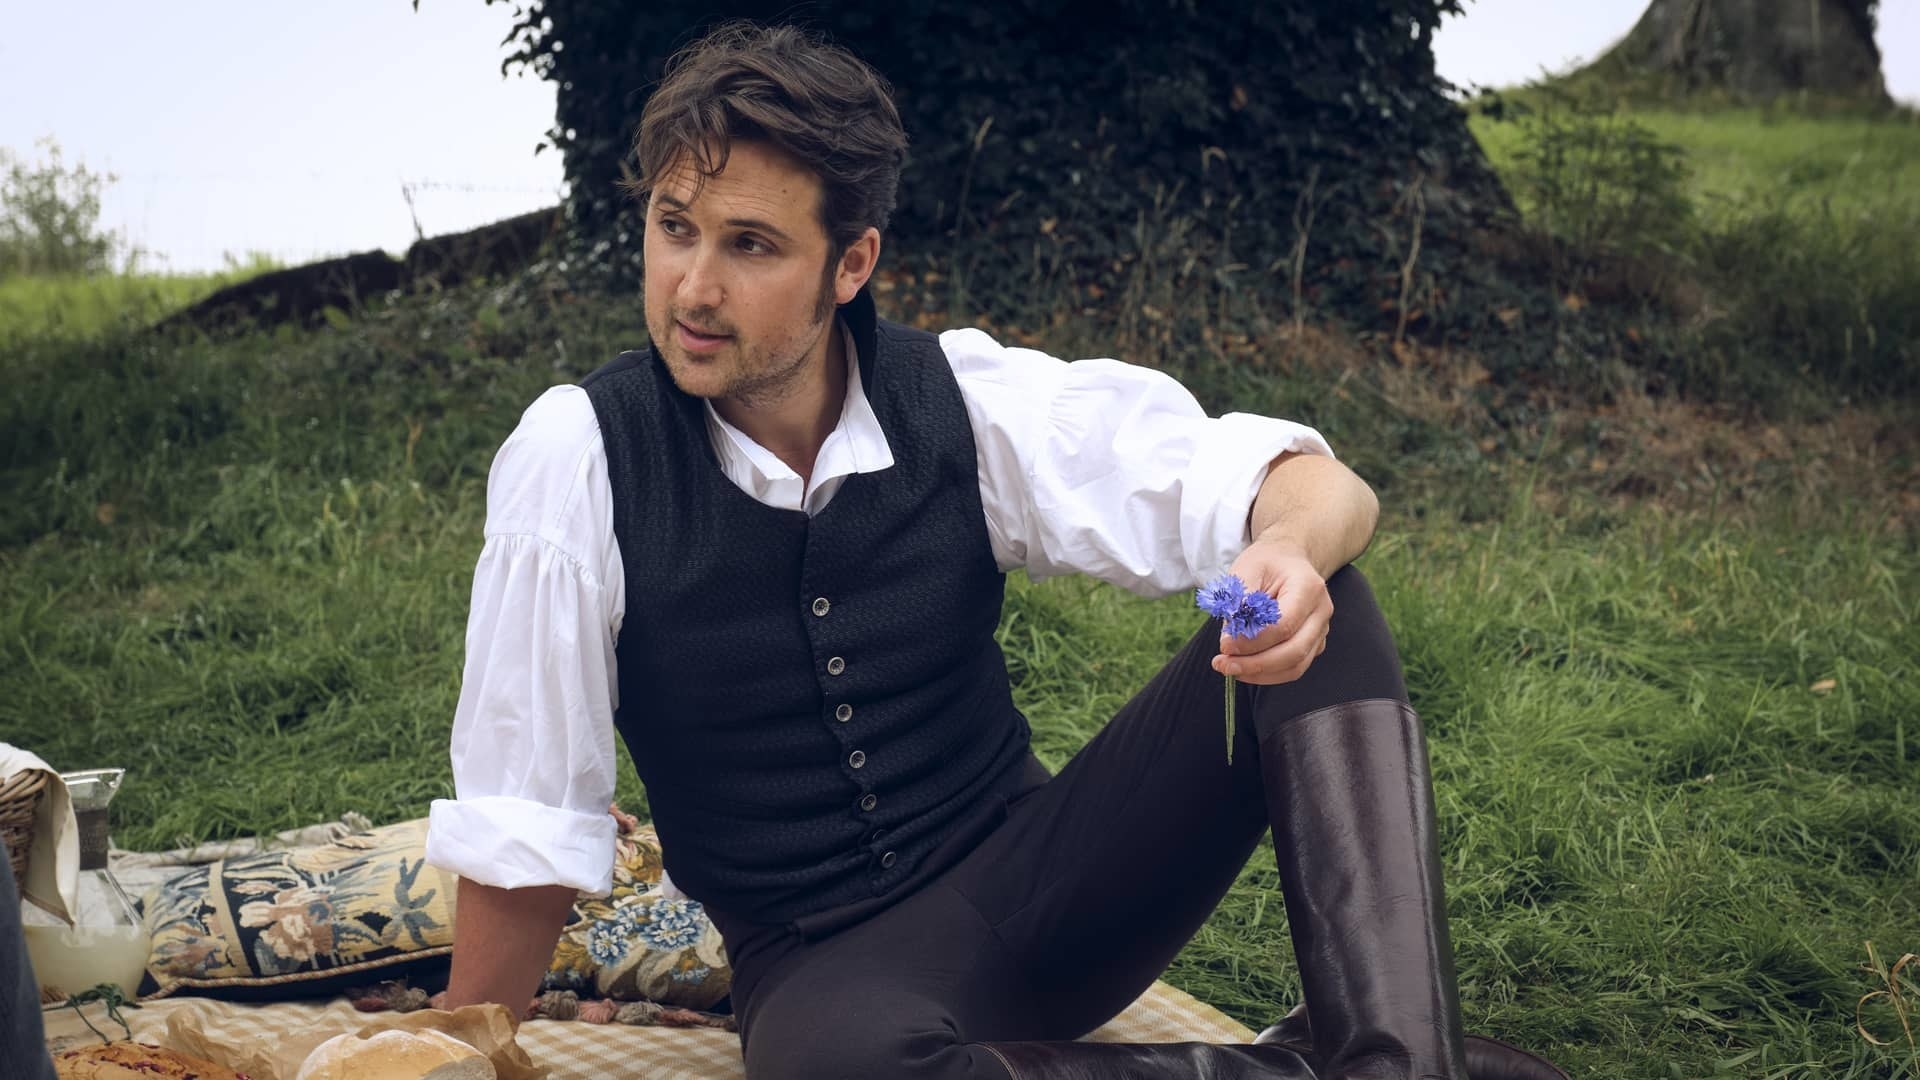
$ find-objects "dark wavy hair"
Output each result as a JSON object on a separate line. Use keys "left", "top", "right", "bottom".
{"left": 624, "top": 22, "right": 910, "bottom": 263}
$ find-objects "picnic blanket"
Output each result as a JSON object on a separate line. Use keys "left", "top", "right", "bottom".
{"left": 40, "top": 813, "right": 1255, "bottom": 1075}
{"left": 43, "top": 980, "right": 1255, "bottom": 1079}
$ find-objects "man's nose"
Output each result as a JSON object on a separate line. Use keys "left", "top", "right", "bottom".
{"left": 675, "top": 245, "right": 725, "bottom": 310}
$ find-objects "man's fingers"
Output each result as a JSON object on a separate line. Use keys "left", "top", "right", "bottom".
{"left": 1272, "top": 575, "right": 1330, "bottom": 642}
{"left": 1219, "top": 618, "right": 1286, "bottom": 656}
{"left": 1221, "top": 602, "right": 1332, "bottom": 682}
{"left": 1265, "top": 605, "right": 1330, "bottom": 674}
{"left": 1221, "top": 578, "right": 1324, "bottom": 656}
{"left": 1218, "top": 579, "right": 1322, "bottom": 656}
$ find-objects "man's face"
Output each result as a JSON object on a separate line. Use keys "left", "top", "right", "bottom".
{"left": 643, "top": 141, "right": 842, "bottom": 408}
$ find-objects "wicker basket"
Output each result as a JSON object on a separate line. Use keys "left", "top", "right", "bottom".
{"left": 0, "top": 768, "right": 48, "bottom": 889}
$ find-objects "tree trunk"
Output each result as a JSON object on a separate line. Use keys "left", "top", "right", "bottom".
{"left": 1603, "top": 0, "right": 1888, "bottom": 102}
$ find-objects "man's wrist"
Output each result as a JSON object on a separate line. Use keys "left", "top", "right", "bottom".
{"left": 1247, "top": 532, "right": 1333, "bottom": 580}
{"left": 1243, "top": 453, "right": 1377, "bottom": 580}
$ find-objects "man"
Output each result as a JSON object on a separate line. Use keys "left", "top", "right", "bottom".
{"left": 424, "top": 21, "right": 1562, "bottom": 1079}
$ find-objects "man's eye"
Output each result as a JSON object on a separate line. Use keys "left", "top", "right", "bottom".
{"left": 657, "top": 217, "right": 688, "bottom": 236}
{"left": 739, "top": 236, "right": 771, "bottom": 255}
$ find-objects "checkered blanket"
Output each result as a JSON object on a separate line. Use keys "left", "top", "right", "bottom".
{"left": 43, "top": 980, "right": 1254, "bottom": 1079}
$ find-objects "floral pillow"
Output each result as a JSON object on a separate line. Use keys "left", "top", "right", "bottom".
{"left": 541, "top": 810, "right": 730, "bottom": 1010}
{"left": 138, "top": 818, "right": 455, "bottom": 1000}
{"left": 138, "top": 810, "right": 730, "bottom": 1010}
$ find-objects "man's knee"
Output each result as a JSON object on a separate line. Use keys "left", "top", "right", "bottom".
{"left": 1253, "top": 564, "right": 1408, "bottom": 718}
{"left": 1327, "top": 562, "right": 1398, "bottom": 642}
{"left": 743, "top": 984, "right": 987, "bottom": 1079}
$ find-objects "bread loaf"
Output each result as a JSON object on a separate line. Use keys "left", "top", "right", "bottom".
{"left": 53, "top": 1041, "right": 252, "bottom": 1080}
{"left": 294, "top": 1027, "right": 496, "bottom": 1080}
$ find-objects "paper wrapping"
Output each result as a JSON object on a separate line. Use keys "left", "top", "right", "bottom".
{"left": 161, "top": 1003, "right": 549, "bottom": 1080}
{"left": 0, "top": 742, "right": 78, "bottom": 924}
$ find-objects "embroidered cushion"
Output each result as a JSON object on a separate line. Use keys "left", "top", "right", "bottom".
{"left": 137, "top": 813, "right": 729, "bottom": 1009}
{"left": 540, "top": 814, "right": 730, "bottom": 1010}
{"left": 138, "top": 819, "right": 456, "bottom": 1000}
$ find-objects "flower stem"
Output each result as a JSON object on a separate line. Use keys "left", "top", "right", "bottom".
{"left": 1225, "top": 674, "right": 1237, "bottom": 765}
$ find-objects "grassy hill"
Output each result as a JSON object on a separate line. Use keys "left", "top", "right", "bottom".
{"left": 0, "top": 271, "right": 247, "bottom": 346}
{"left": 1466, "top": 95, "right": 1919, "bottom": 404}
{"left": 1473, "top": 105, "right": 1920, "bottom": 211}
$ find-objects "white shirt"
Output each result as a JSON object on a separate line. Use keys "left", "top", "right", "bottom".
{"left": 423, "top": 324, "right": 1334, "bottom": 896}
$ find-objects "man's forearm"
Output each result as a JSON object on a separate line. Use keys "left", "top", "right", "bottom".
{"left": 442, "top": 878, "right": 578, "bottom": 1011}
{"left": 1246, "top": 452, "right": 1380, "bottom": 577}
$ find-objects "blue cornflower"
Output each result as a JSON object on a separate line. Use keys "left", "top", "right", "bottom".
{"left": 1194, "top": 575, "right": 1246, "bottom": 619}
{"left": 1225, "top": 590, "right": 1281, "bottom": 640}
{"left": 1197, "top": 573, "right": 1281, "bottom": 639}
{"left": 1195, "top": 573, "right": 1282, "bottom": 764}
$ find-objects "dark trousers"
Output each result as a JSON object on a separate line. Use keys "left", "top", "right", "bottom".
{"left": 722, "top": 567, "right": 1409, "bottom": 1079}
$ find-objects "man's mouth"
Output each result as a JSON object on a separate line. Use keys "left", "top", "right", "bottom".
{"left": 675, "top": 320, "right": 732, "bottom": 353}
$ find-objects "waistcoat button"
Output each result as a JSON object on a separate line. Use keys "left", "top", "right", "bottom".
{"left": 859, "top": 793, "right": 877, "bottom": 812}
{"left": 849, "top": 750, "right": 866, "bottom": 769}
{"left": 812, "top": 597, "right": 831, "bottom": 617}
{"left": 880, "top": 851, "right": 897, "bottom": 869}
{"left": 835, "top": 703, "right": 853, "bottom": 722}
{"left": 826, "top": 656, "right": 846, "bottom": 676}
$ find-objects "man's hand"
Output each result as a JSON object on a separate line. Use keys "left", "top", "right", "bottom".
{"left": 1216, "top": 451, "right": 1376, "bottom": 685}
{"left": 1212, "top": 539, "right": 1332, "bottom": 686}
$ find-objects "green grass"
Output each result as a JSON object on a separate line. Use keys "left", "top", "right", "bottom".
{"left": 1471, "top": 107, "right": 1920, "bottom": 215}
{"left": 0, "top": 266, "right": 270, "bottom": 347}
{"left": 1, "top": 268, "right": 1914, "bottom": 1076}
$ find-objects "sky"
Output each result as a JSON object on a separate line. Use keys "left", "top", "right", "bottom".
{"left": 2, "top": 1, "right": 1915, "bottom": 274}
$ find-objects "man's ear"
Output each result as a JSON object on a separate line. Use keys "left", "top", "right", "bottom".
{"left": 833, "top": 227, "right": 882, "bottom": 304}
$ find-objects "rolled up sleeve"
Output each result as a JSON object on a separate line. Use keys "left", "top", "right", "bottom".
{"left": 942, "top": 328, "right": 1333, "bottom": 598}
{"left": 1175, "top": 410, "right": 1335, "bottom": 587}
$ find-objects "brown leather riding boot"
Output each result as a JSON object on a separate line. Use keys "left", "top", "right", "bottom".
{"left": 1258, "top": 697, "right": 1467, "bottom": 1079}
{"left": 979, "top": 1039, "right": 1320, "bottom": 1078}
{"left": 1256, "top": 1004, "right": 1569, "bottom": 1080}
{"left": 977, "top": 1022, "right": 1564, "bottom": 1080}
{"left": 977, "top": 698, "right": 1569, "bottom": 1079}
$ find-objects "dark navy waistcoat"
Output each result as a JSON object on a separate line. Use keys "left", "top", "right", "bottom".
{"left": 579, "top": 290, "right": 1032, "bottom": 928}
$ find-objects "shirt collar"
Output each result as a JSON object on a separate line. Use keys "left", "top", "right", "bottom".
{"left": 702, "top": 316, "right": 895, "bottom": 499}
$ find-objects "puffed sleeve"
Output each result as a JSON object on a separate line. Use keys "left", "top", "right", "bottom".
{"left": 942, "top": 327, "right": 1334, "bottom": 598}
{"left": 425, "top": 386, "right": 623, "bottom": 894}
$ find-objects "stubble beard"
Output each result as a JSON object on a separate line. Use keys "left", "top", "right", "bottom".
{"left": 650, "top": 266, "right": 842, "bottom": 411}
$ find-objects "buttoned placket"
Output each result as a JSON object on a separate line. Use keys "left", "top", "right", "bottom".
{"left": 805, "top": 590, "right": 892, "bottom": 876}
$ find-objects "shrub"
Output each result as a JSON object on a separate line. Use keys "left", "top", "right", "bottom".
{"left": 1495, "top": 90, "right": 1694, "bottom": 274}
{"left": 1478, "top": 92, "right": 1917, "bottom": 403}
{"left": 0, "top": 137, "right": 130, "bottom": 279}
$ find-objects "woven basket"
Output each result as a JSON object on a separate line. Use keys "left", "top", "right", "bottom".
{"left": 0, "top": 768, "right": 48, "bottom": 889}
